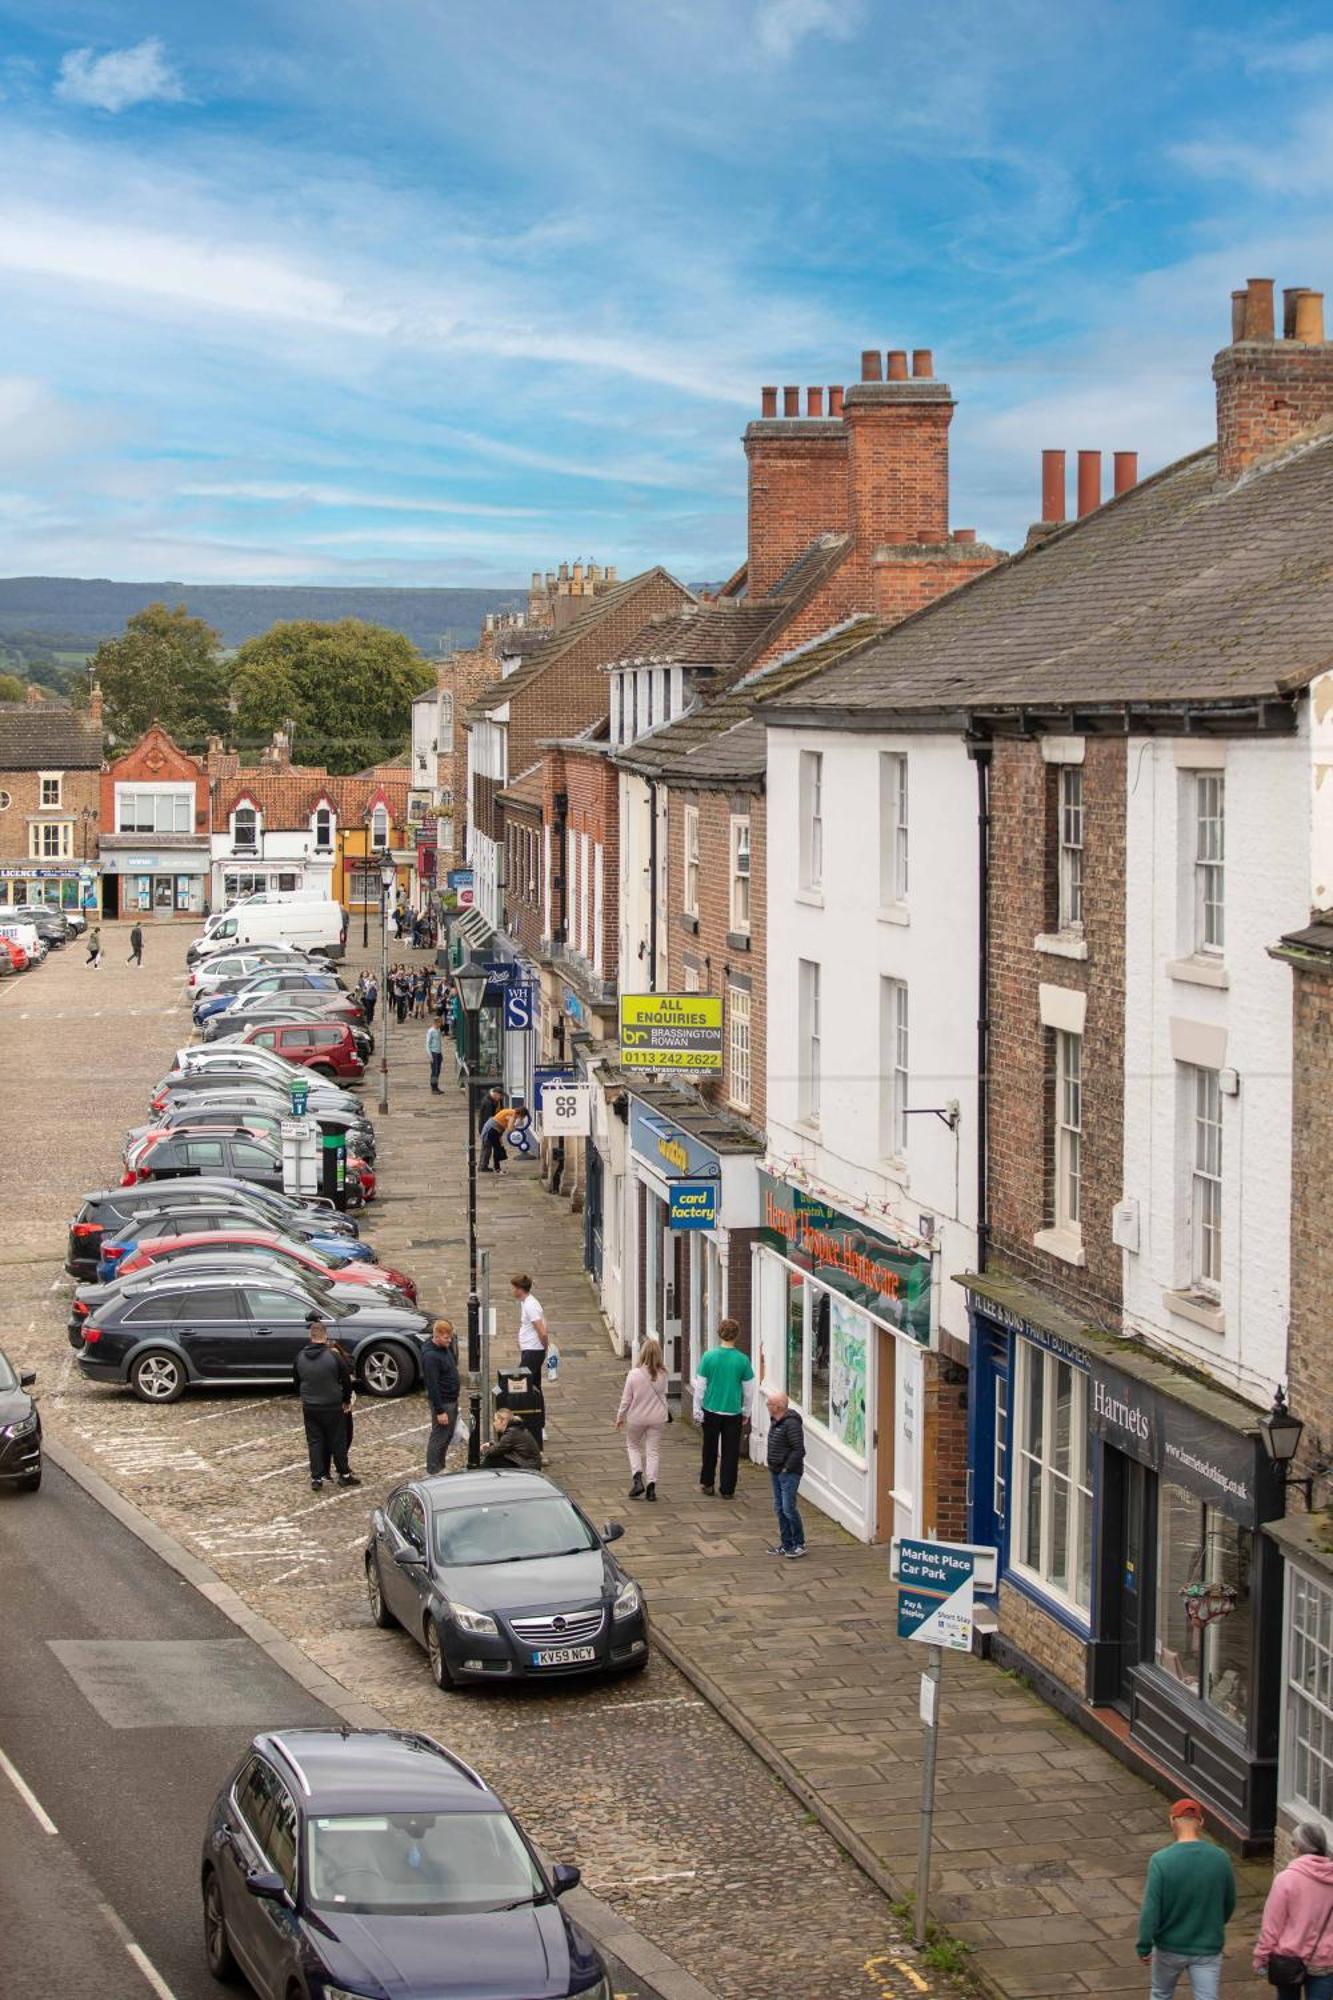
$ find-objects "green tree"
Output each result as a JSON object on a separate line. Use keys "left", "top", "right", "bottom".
{"left": 0, "top": 672, "right": 26, "bottom": 702}
{"left": 90, "top": 603, "right": 230, "bottom": 746}
{"left": 230, "top": 620, "right": 433, "bottom": 774}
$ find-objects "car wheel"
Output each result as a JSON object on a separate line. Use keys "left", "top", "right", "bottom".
{"left": 312, "top": 1063, "right": 337, "bottom": 1078}
{"left": 202, "top": 1868, "right": 237, "bottom": 1983}
{"left": 426, "top": 1616, "right": 453, "bottom": 1689}
{"left": 358, "top": 1341, "right": 412, "bottom": 1398}
{"left": 366, "top": 1552, "right": 396, "bottom": 1629}
{"left": 130, "top": 1350, "right": 187, "bottom": 1403}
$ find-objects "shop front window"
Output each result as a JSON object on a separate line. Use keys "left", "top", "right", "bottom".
{"left": 810, "top": 1287, "right": 831, "bottom": 1429}
{"left": 785, "top": 1267, "right": 805, "bottom": 1401}
{"left": 778, "top": 1260, "right": 868, "bottom": 1465}
{"left": 1155, "top": 1484, "right": 1252, "bottom": 1729}
{"left": 1012, "top": 1341, "right": 1093, "bottom": 1614}
{"left": 1287, "top": 1570, "right": 1333, "bottom": 1821}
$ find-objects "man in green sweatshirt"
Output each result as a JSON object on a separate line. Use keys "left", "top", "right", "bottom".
{"left": 1137, "top": 1796, "right": 1235, "bottom": 1998}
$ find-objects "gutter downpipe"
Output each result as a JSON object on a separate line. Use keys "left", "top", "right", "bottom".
{"left": 968, "top": 733, "right": 992, "bottom": 1274}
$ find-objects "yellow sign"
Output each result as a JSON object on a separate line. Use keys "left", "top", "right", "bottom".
{"left": 619, "top": 993, "right": 723, "bottom": 1071}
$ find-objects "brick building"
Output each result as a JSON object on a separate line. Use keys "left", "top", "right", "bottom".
{"left": 0, "top": 693, "right": 103, "bottom": 915}
{"left": 100, "top": 723, "right": 211, "bottom": 920}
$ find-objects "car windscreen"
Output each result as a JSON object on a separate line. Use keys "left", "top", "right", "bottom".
{"left": 0, "top": 1353, "right": 15, "bottom": 1392}
{"left": 433, "top": 1496, "right": 598, "bottom": 1568}
{"left": 304, "top": 1809, "right": 543, "bottom": 1915}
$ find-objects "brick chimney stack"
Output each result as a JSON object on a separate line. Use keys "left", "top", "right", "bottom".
{"left": 87, "top": 681, "right": 103, "bottom": 728}
{"left": 744, "top": 381, "right": 850, "bottom": 597}
{"left": 1215, "top": 276, "right": 1332, "bottom": 479}
{"left": 841, "top": 345, "right": 954, "bottom": 551}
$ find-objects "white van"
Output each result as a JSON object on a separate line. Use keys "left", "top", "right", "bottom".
{"left": 0, "top": 920, "right": 45, "bottom": 962}
{"left": 188, "top": 901, "right": 347, "bottom": 963}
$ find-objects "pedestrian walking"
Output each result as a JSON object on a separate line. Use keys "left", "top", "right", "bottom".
{"left": 480, "top": 1408, "right": 542, "bottom": 1470}
{"left": 422, "top": 1319, "right": 460, "bottom": 1475}
{"left": 694, "top": 1317, "right": 754, "bottom": 1498}
{"left": 426, "top": 1019, "right": 444, "bottom": 1093}
{"left": 85, "top": 925, "right": 102, "bottom": 968}
{"left": 1253, "top": 1821, "right": 1333, "bottom": 1997}
{"left": 616, "top": 1336, "right": 669, "bottom": 1501}
{"left": 1136, "top": 1796, "right": 1236, "bottom": 1999}
{"left": 127, "top": 921, "right": 144, "bottom": 965}
{"left": 362, "top": 974, "right": 377, "bottom": 1026}
{"left": 764, "top": 1389, "right": 806, "bottom": 1557}
{"left": 512, "top": 1273, "right": 548, "bottom": 1408}
{"left": 395, "top": 971, "right": 409, "bottom": 1025}
{"left": 293, "top": 1312, "right": 360, "bottom": 1491}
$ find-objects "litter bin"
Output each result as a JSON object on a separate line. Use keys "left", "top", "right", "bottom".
{"left": 496, "top": 1368, "right": 544, "bottom": 1453}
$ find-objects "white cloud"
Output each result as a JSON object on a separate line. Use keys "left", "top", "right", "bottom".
{"left": 179, "top": 480, "right": 540, "bottom": 518}
{"left": 754, "top": 0, "right": 860, "bottom": 61}
{"left": 55, "top": 38, "right": 183, "bottom": 115}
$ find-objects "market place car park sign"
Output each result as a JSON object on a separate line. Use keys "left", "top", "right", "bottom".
{"left": 619, "top": 993, "right": 723, "bottom": 1071}
{"left": 758, "top": 1171, "right": 932, "bottom": 1345}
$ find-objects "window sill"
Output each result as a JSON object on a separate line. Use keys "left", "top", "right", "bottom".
{"left": 878, "top": 902, "right": 910, "bottom": 927}
{"left": 879, "top": 1154, "right": 909, "bottom": 1187}
{"left": 726, "top": 931, "right": 751, "bottom": 953}
{"left": 1167, "top": 956, "right": 1229, "bottom": 990}
{"left": 1162, "top": 1288, "right": 1225, "bottom": 1334}
{"left": 1004, "top": 1563, "right": 1093, "bottom": 1638}
{"left": 1035, "top": 931, "right": 1088, "bottom": 962}
{"left": 679, "top": 911, "right": 699, "bottom": 935}
{"left": 793, "top": 1117, "right": 821, "bottom": 1139}
{"left": 1034, "top": 1225, "right": 1086, "bottom": 1267}
{"left": 795, "top": 888, "right": 824, "bottom": 909}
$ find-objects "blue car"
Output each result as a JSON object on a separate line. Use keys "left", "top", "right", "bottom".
{"left": 200, "top": 1729, "right": 610, "bottom": 2000}
{"left": 97, "top": 1209, "right": 376, "bottom": 1282}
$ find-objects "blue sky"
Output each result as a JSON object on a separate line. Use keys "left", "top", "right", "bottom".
{"left": 0, "top": 0, "right": 1330, "bottom": 587}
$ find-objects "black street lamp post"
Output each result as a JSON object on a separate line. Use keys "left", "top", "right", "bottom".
{"left": 453, "top": 955, "right": 489, "bottom": 1466}
{"left": 378, "top": 858, "right": 395, "bottom": 1116}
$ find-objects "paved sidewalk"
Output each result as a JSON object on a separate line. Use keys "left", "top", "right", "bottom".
{"left": 438, "top": 1083, "right": 1273, "bottom": 1999}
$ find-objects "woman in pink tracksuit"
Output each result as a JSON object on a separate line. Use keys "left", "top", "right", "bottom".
{"left": 1254, "top": 1822, "right": 1333, "bottom": 1997}
{"left": 615, "top": 1337, "right": 669, "bottom": 1504}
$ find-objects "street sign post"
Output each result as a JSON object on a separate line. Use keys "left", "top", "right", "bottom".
{"left": 890, "top": 1537, "right": 997, "bottom": 1949}
{"left": 619, "top": 993, "right": 723, "bottom": 1072}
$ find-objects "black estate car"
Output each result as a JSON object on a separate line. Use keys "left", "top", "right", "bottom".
{"left": 366, "top": 1470, "right": 649, "bottom": 1687}
{"left": 0, "top": 1349, "right": 40, "bottom": 1491}
{"left": 200, "top": 1728, "right": 610, "bottom": 2000}
{"left": 68, "top": 1178, "right": 355, "bottom": 1278}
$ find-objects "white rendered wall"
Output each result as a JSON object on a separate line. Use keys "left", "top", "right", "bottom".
{"left": 617, "top": 772, "right": 654, "bottom": 996}
{"left": 1121, "top": 727, "right": 1306, "bottom": 1403}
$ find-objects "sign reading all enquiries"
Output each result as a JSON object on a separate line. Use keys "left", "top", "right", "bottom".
{"left": 619, "top": 993, "right": 723, "bottom": 1071}
{"left": 759, "top": 1172, "right": 932, "bottom": 1345}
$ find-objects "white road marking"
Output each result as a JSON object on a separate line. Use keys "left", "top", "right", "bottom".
{"left": 620, "top": 1869, "right": 698, "bottom": 1885}
{"left": 0, "top": 1744, "right": 58, "bottom": 1833}
{"left": 252, "top": 1458, "right": 312, "bottom": 1483}
{"left": 215, "top": 1429, "right": 300, "bottom": 1456}
{"left": 96, "top": 1900, "right": 181, "bottom": 2000}
{"left": 182, "top": 1399, "right": 270, "bottom": 1424}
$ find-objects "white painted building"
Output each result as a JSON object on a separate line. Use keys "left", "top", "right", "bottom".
{"left": 209, "top": 783, "right": 339, "bottom": 910}
{"left": 761, "top": 720, "right": 979, "bottom": 1544}
{"left": 466, "top": 711, "right": 508, "bottom": 932}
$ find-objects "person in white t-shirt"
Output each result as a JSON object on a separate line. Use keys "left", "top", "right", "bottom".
{"left": 512, "top": 1274, "right": 548, "bottom": 1404}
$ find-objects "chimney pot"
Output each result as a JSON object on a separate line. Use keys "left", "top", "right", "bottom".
{"left": 806, "top": 386, "right": 824, "bottom": 416}
{"left": 951, "top": 527, "right": 977, "bottom": 544}
{"left": 1284, "top": 288, "right": 1302, "bottom": 339}
{"left": 912, "top": 349, "right": 933, "bottom": 378}
{"left": 1076, "top": 449, "right": 1102, "bottom": 517}
{"left": 1243, "top": 278, "right": 1276, "bottom": 341}
{"left": 761, "top": 385, "right": 778, "bottom": 417}
{"left": 860, "top": 349, "right": 883, "bottom": 382}
{"left": 882, "top": 529, "right": 910, "bottom": 545}
{"left": 1113, "top": 450, "right": 1138, "bottom": 496}
{"left": 1041, "top": 448, "right": 1067, "bottom": 524}
{"left": 828, "top": 384, "right": 844, "bottom": 416}
{"left": 1231, "top": 289, "right": 1248, "bottom": 342}
{"left": 886, "top": 349, "right": 909, "bottom": 381}
{"left": 530, "top": 571, "right": 541, "bottom": 591}
{"left": 783, "top": 385, "right": 800, "bottom": 416}
{"left": 1295, "top": 290, "right": 1326, "bottom": 343}
{"left": 572, "top": 561, "right": 584, "bottom": 585}
{"left": 559, "top": 561, "right": 570, "bottom": 582}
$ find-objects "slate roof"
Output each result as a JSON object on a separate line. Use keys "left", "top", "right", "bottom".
{"left": 762, "top": 433, "right": 1333, "bottom": 723}
{"left": 613, "top": 617, "right": 885, "bottom": 784}
{"left": 495, "top": 626, "right": 554, "bottom": 662}
{"left": 601, "top": 603, "right": 785, "bottom": 673}
{"left": 496, "top": 760, "right": 544, "bottom": 813}
{"left": 465, "top": 569, "right": 688, "bottom": 723}
{"left": 0, "top": 705, "right": 103, "bottom": 771}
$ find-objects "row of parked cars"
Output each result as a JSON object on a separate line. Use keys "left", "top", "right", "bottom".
{"left": 0, "top": 899, "right": 88, "bottom": 975}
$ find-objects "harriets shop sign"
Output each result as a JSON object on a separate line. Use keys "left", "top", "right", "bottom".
{"left": 759, "top": 1172, "right": 932, "bottom": 1345}
{"left": 1083, "top": 1349, "right": 1259, "bottom": 1521}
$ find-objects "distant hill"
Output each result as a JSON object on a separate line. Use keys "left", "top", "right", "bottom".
{"left": 0, "top": 576, "right": 527, "bottom": 658}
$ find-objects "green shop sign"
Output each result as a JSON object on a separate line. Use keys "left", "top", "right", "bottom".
{"left": 759, "top": 1171, "right": 932, "bottom": 1345}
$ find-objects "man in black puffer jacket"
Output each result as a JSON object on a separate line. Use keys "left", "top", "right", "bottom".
{"left": 765, "top": 1390, "right": 806, "bottom": 1559}
{"left": 294, "top": 1314, "right": 358, "bottom": 1491}
{"left": 422, "top": 1319, "right": 461, "bottom": 1475}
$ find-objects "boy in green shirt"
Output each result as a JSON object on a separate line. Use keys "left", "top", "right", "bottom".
{"left": 695, "top": 1318, "right": 754, "bottom": 1498}
{"left": 1137, "top": 1796, "right": 1235, "bottom": 1998}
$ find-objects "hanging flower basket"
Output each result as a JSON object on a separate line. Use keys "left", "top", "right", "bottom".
{"left": 1181, "top": 1579, "right": 1238, "bottom": 1629}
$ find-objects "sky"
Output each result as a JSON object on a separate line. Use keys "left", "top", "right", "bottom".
{"left": 0, "top": 0, "right": 1331, "bottom": 588}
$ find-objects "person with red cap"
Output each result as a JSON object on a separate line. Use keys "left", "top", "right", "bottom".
{"left": 1137, "top": 1796, "right": 1236, "bottom": 1997}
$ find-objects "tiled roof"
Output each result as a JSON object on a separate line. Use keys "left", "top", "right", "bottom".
{"left": 496, "top": 760, "right": 544, "bottom": 812}
{"left": 495, "top": 627, "right": 554, "bottom": 661}
{"left": 0, "top": 705, "right": 103, "bottom": 771}
{"left": 766, "top": 533, "right": 848, "bottom": 601}
{"left": 464, "top": 568, "right": 690, "bottom": 723}
{"left": 213, "top": 763, "right": 412, "bottom": 831}
{"left": 763, "top": 434, "right": 1333, "bottom": 721}
{"left": 601, "top": 603, "right": 784, "bottom": 673}
{"left": 613, "top": 617, "right": 885, "bottom": 784}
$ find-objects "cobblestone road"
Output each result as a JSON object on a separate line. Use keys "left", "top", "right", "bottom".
{"left": 0, "top": 927, "right": 952, "bottom": 2000}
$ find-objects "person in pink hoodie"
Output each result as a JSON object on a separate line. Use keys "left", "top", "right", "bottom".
{"left": 615, "top": 1337, "right": 669, "bottom": 1503}
{"left": 1254, "top": 1822, "right": 1333, "bottom": 1997}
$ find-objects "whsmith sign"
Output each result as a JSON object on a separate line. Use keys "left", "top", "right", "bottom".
{"left": 758, "top": 1171, "right": 932, "bottom": 1345}
{"left": 619, "top": 994, "right": 723, "bottom": 1072}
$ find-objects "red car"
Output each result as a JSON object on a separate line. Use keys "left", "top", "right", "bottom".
{"left": 239, "top": 1021, "right": 364, "bottom": 1080}
{"left": 116, "top": 1231, "right": 416, "bottom": 1304}
{"left": 0, "top": 937, "right": 29, "bottom": 972}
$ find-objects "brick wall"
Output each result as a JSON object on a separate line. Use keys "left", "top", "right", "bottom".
{"left": 542, "top": 744, "right": 620, "bottom": 986}
{"left": 1286, "top": 960, "right": 1333, "bottom": 1475}
{"left": 843, "top": 386, "right": 953, "bottom": 548}
{"left": 745, "top": 423, "right": 849, "bottom": 597}
{"left": 923, "top": 1353, "right": 969, "bottom": 1541}
{"left": 997, "top": 1580, "right": 1088, "bottom": 1696}
{"left": 1215, "top": 341, "right": 1333, "bottom": 480}
{"left": 440, "top": 647, "right": 500, "bottom": 865}
{"left": 663, "top": 782, "right": 767, "bottom": 1134}
{"left": 985, "top": 735, "right": 1125, "bottom": 1326}
{"left": 501, "top": 799, "right": 544, "bottom": 962}
{"left": 0, "top": 763, "right": 100, "bottom": 866}
{"left": 101, "top": 726, "right": 209, "bottom": 839}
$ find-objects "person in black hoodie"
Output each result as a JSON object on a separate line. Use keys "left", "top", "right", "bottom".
{"left": 480, "top": 1409, "right": 541, "bottom": 1471}
{"left": 422, "top": 1319, "right": 460, "bottom": 1475}
{"left": 765, "top": 1389, "right": 806, "bottom": 1558}
{"left": 293, "top": 1313, "right": 359, "bottom": 1491}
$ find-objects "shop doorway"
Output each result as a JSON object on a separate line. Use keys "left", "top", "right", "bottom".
{"left": 1101, "top": 1449, "right": 1155, "bottom": 1712}
{"left": 968, "top": 1322, "right": 1010, "bottom": 1567}
{"left": 584, "top": 1149, "right": 603, "bottom": 1284}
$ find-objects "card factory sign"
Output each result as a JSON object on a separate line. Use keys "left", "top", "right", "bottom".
{"left": 619, "top": 993, "right": 723, "bottom": 1071}
{"left": 759, "top": 1172, "right": 932, "bottom": 1345}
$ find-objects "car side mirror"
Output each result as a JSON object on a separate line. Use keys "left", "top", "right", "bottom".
{"left": 551, "top": 1863, "right": 581, "bottom": 1897}
{"left": 394, "top": 1547, "right": 426, "bottom": 1568}
{"left": 245, "top": 1869, "right": 287, "bottom": 1903}
{"left": 602, "top": 1521, "right": 625, "bottom": 1544}
{"left": 19, "top": 1370, "right": 35, "bottom": 1388}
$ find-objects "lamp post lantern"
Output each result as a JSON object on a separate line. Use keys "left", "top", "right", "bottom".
{"left": 453, "top": 954, "right": 489, "bottom": 1465}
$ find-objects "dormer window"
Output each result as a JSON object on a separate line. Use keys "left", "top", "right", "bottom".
{"left": 233, "top": 805, "right": 259, "bottom": 853}
{"left": 371, "top": 803, "right": 390, "bottom": 850}
{"left": 312, "top": 807, "right": 334, "bottom": 853}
